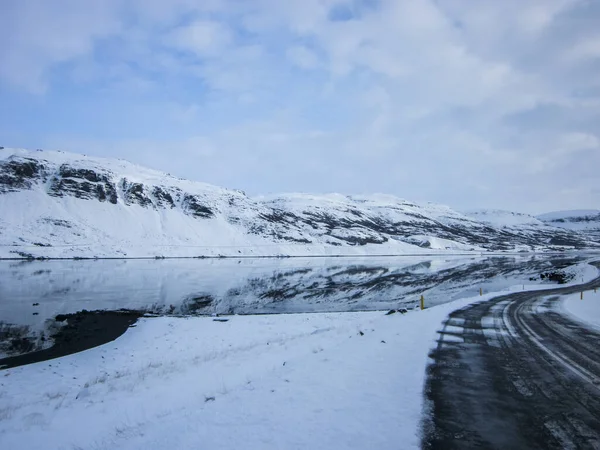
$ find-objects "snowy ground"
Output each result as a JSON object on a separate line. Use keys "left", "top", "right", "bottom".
{"left": 1, "top": 264, "right": 598, "bottom": 450}
{"left": 562, "top": 288, "right": 600, "bottom": 329}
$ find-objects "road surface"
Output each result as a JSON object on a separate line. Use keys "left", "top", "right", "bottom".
{"left": 422, "top": 271, "right": 600, "bottom": 449}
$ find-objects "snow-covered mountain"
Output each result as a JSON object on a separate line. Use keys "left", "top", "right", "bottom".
{"left": 537, "top": 210, "right": 600, "bottom": 242}
{"left": 0, "top": 147, "right": 597, "bottom": 259}
{"left": 464, "top": 209, "right": 543, "bottom": 227}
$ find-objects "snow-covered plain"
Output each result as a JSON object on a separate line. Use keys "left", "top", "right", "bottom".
{"left": 1, "top": 262, "right": 598, "bottom": 450}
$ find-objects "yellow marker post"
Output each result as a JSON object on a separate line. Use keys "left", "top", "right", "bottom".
{"left": 420, "top": 295, "right": 425, "bottom": 310}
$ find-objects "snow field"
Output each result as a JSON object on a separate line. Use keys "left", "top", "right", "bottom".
{"left": 0, "top": 299, "right": 485, "bottom": 450}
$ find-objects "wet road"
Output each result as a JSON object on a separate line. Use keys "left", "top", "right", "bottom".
{"left": 422, "top": 270, "right": 600, "bottom": 449}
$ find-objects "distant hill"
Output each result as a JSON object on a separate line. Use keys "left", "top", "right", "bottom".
{"left": 537, "top": 210, "right": 600, "bottom": 242}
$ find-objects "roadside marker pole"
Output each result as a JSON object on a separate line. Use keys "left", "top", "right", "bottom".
{"left": 420, "top": 295, "right": 425, "bottom": 310}
{"left": 581, "top": 291, "right": 584, "bottom": 300}
{"left": 480, "top": 287, "right": 483, "bottom": 296}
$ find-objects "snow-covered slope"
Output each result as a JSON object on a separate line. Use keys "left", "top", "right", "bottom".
{"left": 465, "top": 209, "right": 543, "bottom": 227}
{"left": 537, "top": 210, "right": 600, "bottom": 242}
{"left": 0, "top": 148, "right": 597, "bottom": 259}
{"left": 461, "top": 209, "right": 580, "bottom": 251}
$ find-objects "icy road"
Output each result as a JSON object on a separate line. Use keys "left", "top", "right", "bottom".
{"left": 422, "top": 264, "right": 600, "bottom": 449}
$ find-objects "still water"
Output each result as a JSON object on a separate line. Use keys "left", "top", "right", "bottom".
{"left": 1, "top": 254, "right": 589, "bottom": 331}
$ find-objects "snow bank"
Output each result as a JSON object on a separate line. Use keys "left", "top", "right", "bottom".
{"left": 562, "top": 290, "right": 600, "bottom": 329}
{"left": 562, "top": 262, "right": 600, "bottom": 284}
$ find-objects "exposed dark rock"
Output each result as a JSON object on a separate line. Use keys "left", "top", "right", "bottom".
{"left": 260, "top": 288, "right": 300, "bottom": 301}
{"left": 180, "top": 294, "right": 215, "bottom": 314}
{"left": 0, "top": 157, "right": 47, "bottom": 192}
{"left": 10, "top": 251, "right": 36, "bottom": 259}
{"left": 259, "top": 210, "right": 300, "bottom": 224}
{"left": 182, "top": 194, "right": 214, "bottom": 218}
{"left": 538, "top": 271, "right": 573, "bottom": 284}
{"left": 48, "top": 165, "right": 118, "bottom": 204}
{"left": 0, "top": 323, "right": 37, "bottom": 356}
{"left": 548, "top": 236, "right": 578, "bottom": 247}
{"left": 121, "top": 179, "right": 153, "bottom": 207}
{"left": 96, "top": 182, "right": 118, "bottom": 204}
{"left": 152, "top": 186, "right": 176, "bottom": 208}
{"left": 329, "top": 232, "right": 388, "bottom": 246}
{"left": 39, "top": 218, "right": 73, "bottom": 228}
{"left": 59, "top": 165, "right": 108, "bottom": 183}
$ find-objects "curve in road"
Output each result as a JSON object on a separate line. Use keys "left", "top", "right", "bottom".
{"left": 422, "top": 269, "right": 600, "bottom": 450}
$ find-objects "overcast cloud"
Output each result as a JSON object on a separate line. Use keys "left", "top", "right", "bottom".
{"left": 0, "top": 0, "right": 599, "bottom": 214}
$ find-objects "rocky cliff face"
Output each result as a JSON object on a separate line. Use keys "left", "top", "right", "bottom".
{"left": 0, "top": 156, "right": 49, "bottom": 193}
{"left": 0, "top": 148, "right": 597, "bottom": 259}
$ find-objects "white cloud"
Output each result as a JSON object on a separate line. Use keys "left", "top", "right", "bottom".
{"left": 557, "top": 132, "right": 600, "bottom": 153}
{"left": 286, "top": 46, "right": 319, "bottom": 69}
{"left": 0, "top": 0, "right": 123, "bottom": 92}
{"left": 165, "top": 20, "right": 233, "bottom": 57}
{"left": 565, "top": 36, "right": 600, "bottom": 61}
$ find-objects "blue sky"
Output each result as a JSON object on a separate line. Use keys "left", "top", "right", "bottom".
{"left": 1, "top": 0, "right": 599, "bottom": 214}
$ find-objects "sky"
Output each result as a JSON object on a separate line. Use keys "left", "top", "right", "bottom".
{"left": 0, "top": 0, "right": 599, "bottom": 214}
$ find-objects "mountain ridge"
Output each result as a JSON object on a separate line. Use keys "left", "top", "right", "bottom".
{"left": 1, "top": 147, "right": 598, "bottom": 259}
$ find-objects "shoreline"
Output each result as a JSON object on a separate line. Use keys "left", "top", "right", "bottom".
{"left": 1, "top": 249, "right": 598, "bottom": 262}
{"left": 0, "top": 310, "right": 142, "bottom": 370}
